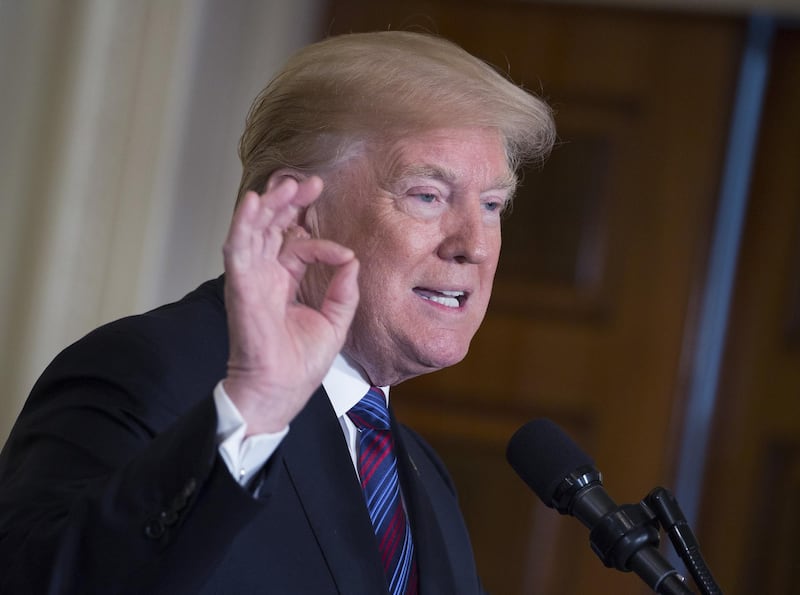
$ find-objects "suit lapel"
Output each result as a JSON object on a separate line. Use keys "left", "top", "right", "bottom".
{"left": 391, "top": 420, "right": 456, "bottom": 594}
{"left": 392, "top": 412, "right": 481, "bottom": 595}
{"left": 282, "top": 387, "right": 387, "bottom": 594}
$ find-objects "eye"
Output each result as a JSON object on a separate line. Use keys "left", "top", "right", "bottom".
{"left": 415, "top": 192, "right": 437, "bottom": 203}
{"left": 482, "top": 198, "right": 508, "bottom": 214}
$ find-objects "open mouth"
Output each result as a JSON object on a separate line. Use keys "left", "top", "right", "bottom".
{"left": 413, "top": 288, "right": 467, "bottom": 308}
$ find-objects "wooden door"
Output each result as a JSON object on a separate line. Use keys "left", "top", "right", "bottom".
{"left": 323, "top": 3, "right": 743, "bottom": 593}
{"left": 699, "top": 26, "right": 800, "bottom": 595}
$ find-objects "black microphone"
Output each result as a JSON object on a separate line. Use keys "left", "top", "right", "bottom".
{"left": 506, "top": 419, "right": 695, "bottom": 595}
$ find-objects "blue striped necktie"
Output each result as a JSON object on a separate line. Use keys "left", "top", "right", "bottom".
{"left": 347, "top": 387, "right": 418, "bottom": 595}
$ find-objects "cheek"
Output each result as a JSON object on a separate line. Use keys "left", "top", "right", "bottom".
{"left": 359, "top": 227, "right": 427, "bottom": 274}
{"left": 483, "top": 254, "right": 500, "bottom": 281}
{"left": 354, "top": 241, "right": 418, "bottom": 320}
{"left": 485, "top": 234, "right": 502, "bottom": 272}
{"left": 356, "top": 256, "right": 401, "bottom": 307}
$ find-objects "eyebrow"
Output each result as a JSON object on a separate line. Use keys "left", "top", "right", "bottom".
{"left": 395, "top": 164, "right": 518, "bottom": 194}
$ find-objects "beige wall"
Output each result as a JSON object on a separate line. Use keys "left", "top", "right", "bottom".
{"left": 0, "top": 0, "right": 322, "bottom": 443}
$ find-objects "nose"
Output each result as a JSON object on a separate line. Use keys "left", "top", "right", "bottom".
{"left": 436, "top": 202, "right": 494, "bottom": 264}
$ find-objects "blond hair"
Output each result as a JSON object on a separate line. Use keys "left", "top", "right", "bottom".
{"left": 237, "top": 30, "right": 555, "bottom": 203}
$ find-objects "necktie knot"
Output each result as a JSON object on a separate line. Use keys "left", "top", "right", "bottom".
{"left": 347, "top": 386, "right": 390, "bottom": 431}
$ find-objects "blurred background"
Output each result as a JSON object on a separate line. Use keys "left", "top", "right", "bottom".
{"left": 1, "top": 1, "right": 798, "bottom": 593}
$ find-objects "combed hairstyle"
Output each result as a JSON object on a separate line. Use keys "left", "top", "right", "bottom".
{"left": 236, "top": 30, "right": 555, "bottom": 204}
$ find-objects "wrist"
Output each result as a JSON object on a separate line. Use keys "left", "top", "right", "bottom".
{"left": 221, "top": 377, "right": 299, "bottom": 435}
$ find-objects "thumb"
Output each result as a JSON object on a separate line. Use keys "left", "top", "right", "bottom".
{"left": 319, "top": 258, "right": 360, "bottom": 341}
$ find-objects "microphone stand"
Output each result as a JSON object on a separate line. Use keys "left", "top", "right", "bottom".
{"left": 585, "top": 486, "right": 723, "bottom": 594}
{"left": 585, "top": 499, "right": 695, "bottom": 594}
{"left": 644, "top": 487, "right": 723, "bottom": 595}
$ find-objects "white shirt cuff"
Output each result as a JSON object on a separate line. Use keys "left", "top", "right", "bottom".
{"left": 213, "top": 380, "right": 289, "bottom": 486}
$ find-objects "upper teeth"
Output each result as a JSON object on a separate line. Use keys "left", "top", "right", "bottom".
{"left": 422, "top": 290, "right": 464, "bottom": 308}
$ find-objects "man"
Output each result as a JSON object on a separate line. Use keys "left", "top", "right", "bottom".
{"left": 0, "top": 31, "right": 554, "bottom": 593}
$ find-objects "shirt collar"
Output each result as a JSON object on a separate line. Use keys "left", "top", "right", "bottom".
{"left": 322, "top": 353, "right": 390, "bottom": 417}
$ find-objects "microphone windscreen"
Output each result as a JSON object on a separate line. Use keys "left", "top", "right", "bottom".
{"left": 506, "top": 418, "right": 595, "bottom": 506}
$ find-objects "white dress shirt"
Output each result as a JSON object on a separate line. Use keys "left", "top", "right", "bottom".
{"left": 214, "top": 354, "right": 389, "bottom": 485}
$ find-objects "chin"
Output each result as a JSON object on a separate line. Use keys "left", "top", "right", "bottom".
{"left": 415, "top": 338, "right": 471, "bottom": 373}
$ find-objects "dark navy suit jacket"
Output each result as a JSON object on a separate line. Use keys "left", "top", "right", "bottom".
{"left": 0, "top": 277, "right": 483, "bottom": 594}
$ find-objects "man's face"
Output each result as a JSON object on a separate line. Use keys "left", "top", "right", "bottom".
{"left": 307, "top": 127, "right": 514, "bottom": 386}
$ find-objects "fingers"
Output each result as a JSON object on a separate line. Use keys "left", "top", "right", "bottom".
{"left": 280, "top": 237, "right": 359, "bottom": 334}
{"left": 320, "top": 257, "right": 360, "bottom": 337}
{"left": 224, "top": 176, "right": 323, "bottom": 269}
{"left": 222, "top": 173, "right": 358, "bottom": 342}
{"left": 224, "top": 191, "right": 258, "bottom": 269}
{"left": 257, "top": 175, "right": 323, "bottom": 232}
{"left": 280, "top": 236, "right": 357, "bottom": 279}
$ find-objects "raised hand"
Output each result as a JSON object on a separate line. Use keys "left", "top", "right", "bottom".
{"left": 222, "top": 175, "right": 359, "bottom": 435}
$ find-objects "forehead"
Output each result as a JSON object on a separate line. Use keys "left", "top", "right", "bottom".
{"left": 380, "top": 128, "right": 515, "bottom": 190}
